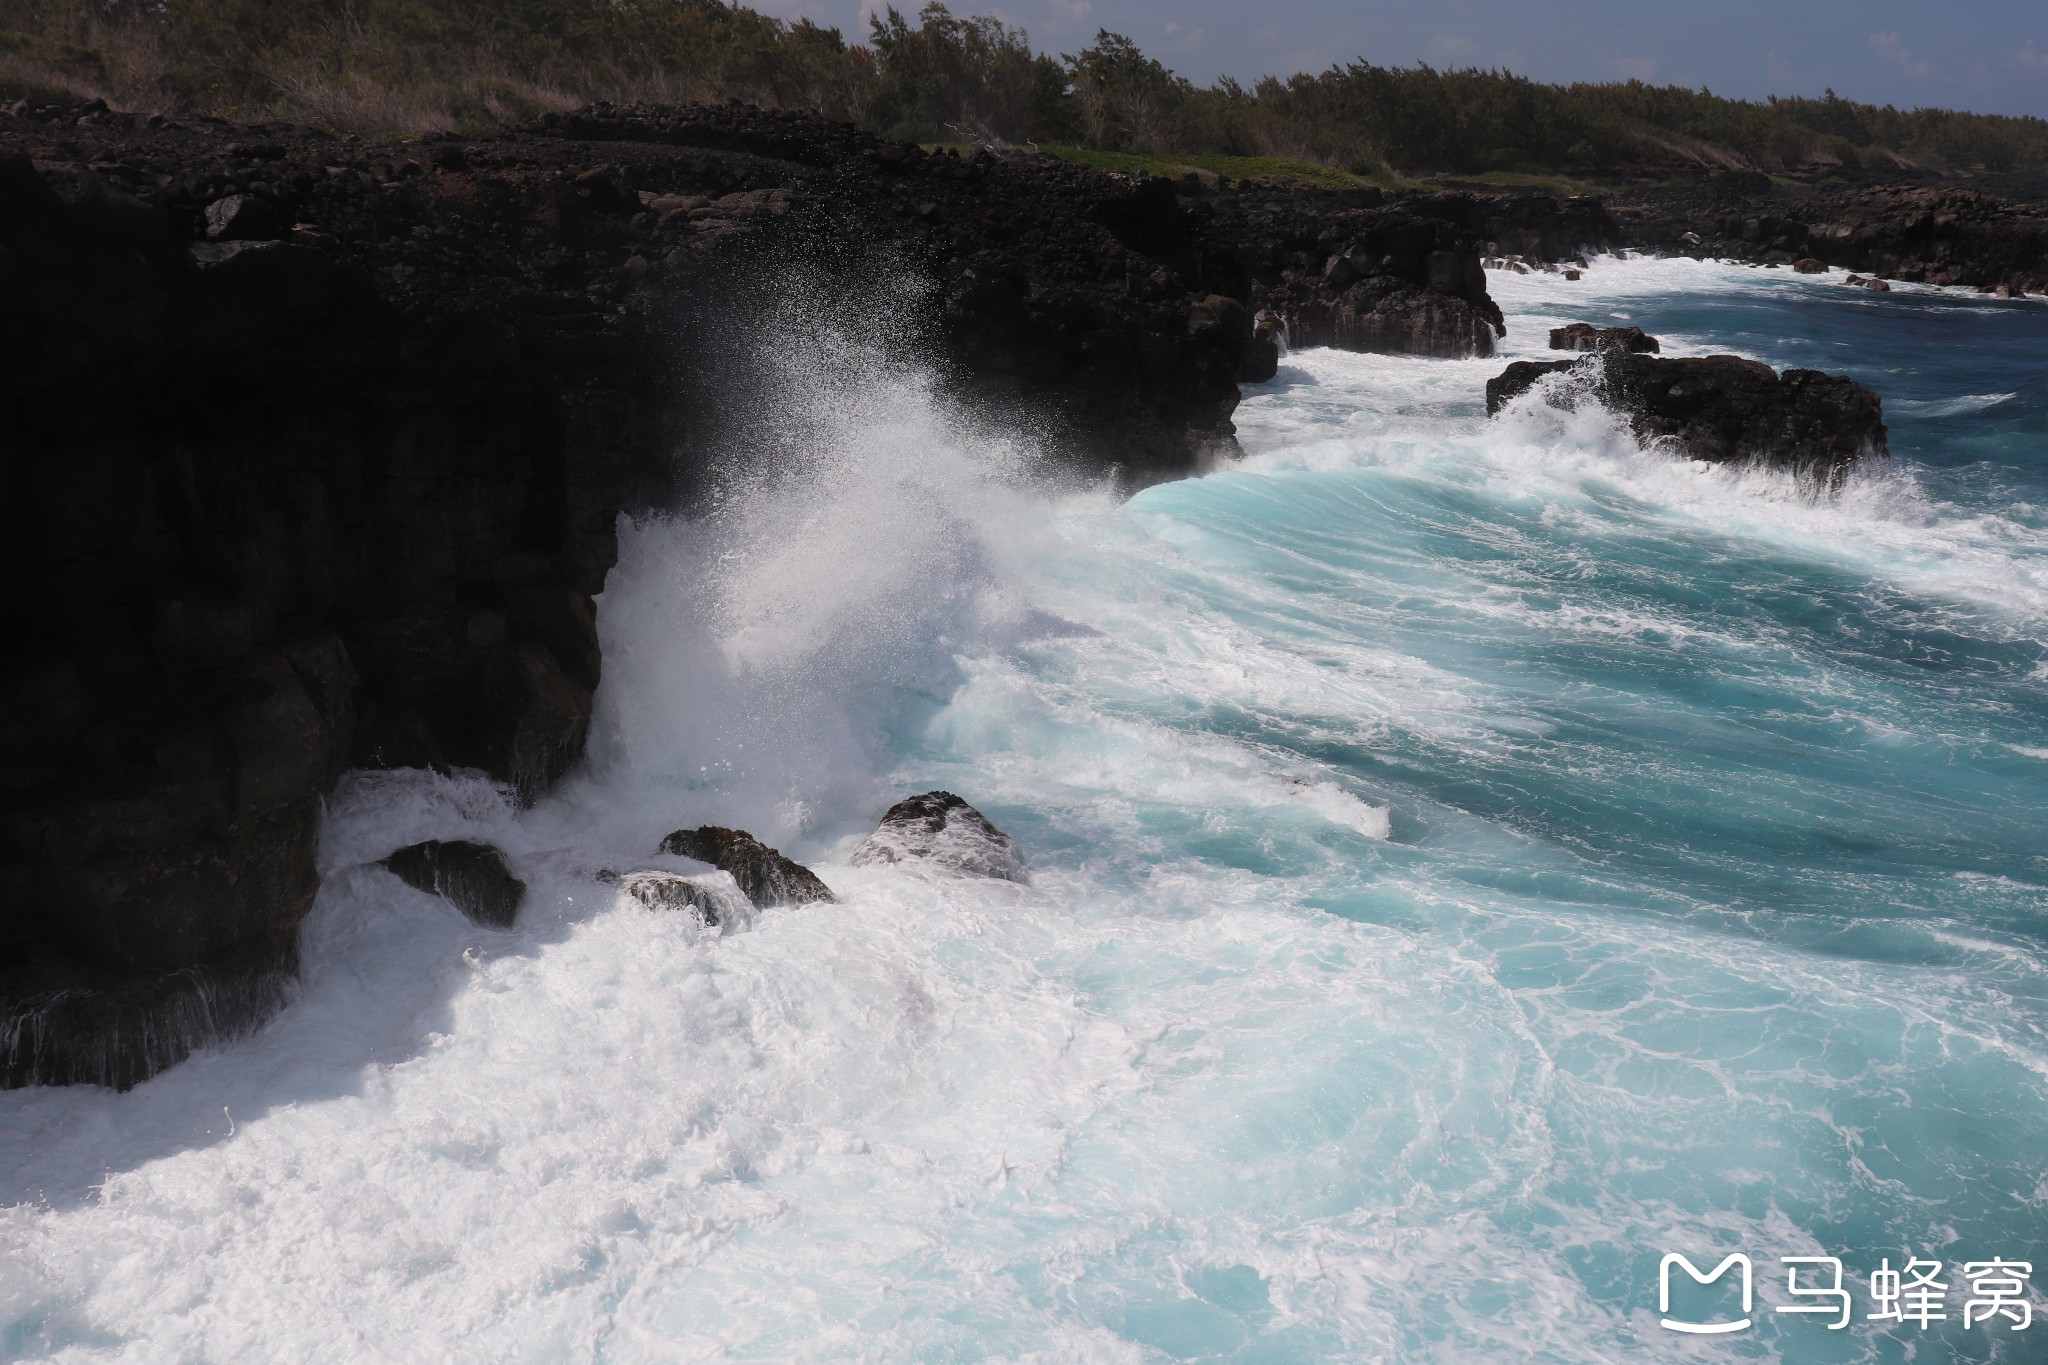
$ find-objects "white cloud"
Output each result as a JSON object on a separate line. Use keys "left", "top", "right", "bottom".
{"left": 1868, "top": 31, "right": 1945, "bottom": 82}
{"left": 1430, "top": 33, "right": 1476, "bottom": 63}
{"left": 1610, "top": 52, "right": 1660, "bottom": 82}
{"left": 2015, "top": 42, "right": 2047, "bottom": 70}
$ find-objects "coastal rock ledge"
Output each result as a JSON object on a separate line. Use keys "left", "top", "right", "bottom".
{"left": 1486, "top": 352, "right": 1888, "bottom": 481}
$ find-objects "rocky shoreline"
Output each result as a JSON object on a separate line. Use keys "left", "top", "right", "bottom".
{"left": 1596, "top": 174, "right": 2048, "bottom": 293}
{"left": 2, "top": 95, "right": 2033, "bottom": 1090}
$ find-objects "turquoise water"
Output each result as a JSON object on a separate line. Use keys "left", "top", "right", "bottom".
{"left": 1, "top": 257, "right": 2043, "bottom": 1361}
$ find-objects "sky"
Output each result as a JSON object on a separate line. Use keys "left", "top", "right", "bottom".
{"left": 762, "top": 0, "right": 2048, "bottom": 118}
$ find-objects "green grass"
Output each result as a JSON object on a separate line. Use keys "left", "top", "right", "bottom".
{"left": 1030, "top": 144, "right": 1392, "bottom": 190}
{"left": 1440, "top": 169, "right": 1605, "bottom": 197}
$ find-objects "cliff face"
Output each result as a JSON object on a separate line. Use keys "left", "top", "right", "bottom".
{"left": 1183, "top": 187, "right": 1512, "bottom": 357}
{"left": 1, "top": 98, "right": 1508, "bottom": 1089}
{"left": 2, "top": 140, "right": 659, "bottom": 1087}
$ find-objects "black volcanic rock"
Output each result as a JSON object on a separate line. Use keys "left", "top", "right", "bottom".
{"left": 1486, "top": 352, "right": 1888, "bottom": 480}
{"left": 659, "top": 827, "right": 834, "bottom": 908}
{"left": 849, "top": 791, "right": 1027, "bottom": 883}
{"left": 1550, "top": 322, "right": 1660, "bottom": 353}
{"left": 382, "top": 840, "right": 526, "bottom": 928}
{"left": 1194, "top": 190, "right": 1508, "bottom": 358}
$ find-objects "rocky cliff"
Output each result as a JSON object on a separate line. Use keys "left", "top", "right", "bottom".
{"left": 1, "top": 98, "right": 1505, "bottom": 1088}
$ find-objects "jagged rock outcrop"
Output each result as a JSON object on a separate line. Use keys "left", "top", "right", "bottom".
{"left": 849, "top": 792, "right": 1027, "bottom": 883}
{"left": 381, "top": 840, "right": 526, "bottom": 928}
{"left": 658, "top": 827, "right": 834, "bottom": 908}
{"left": 1486, "top": 352, "right": 1888, "bottom": 481}
{"left": 1550, "top": 323, "right": 1660, "bottom": 353}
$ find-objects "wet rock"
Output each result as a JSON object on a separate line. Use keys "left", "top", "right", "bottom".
{"left": 599, "top": 869, "right": 727, "bottom": 926}
{"left": 0, "top": 641, "right": 347, "bottom": 1090}
{"left": 0, "top": 948, "right": 294, "bottom": 1090}
{"left": 1240, "top": 309, "right": 1283, "bottom": 381}
{"left": 1793, "top": 257, "right": 1828, "bottom": 273}
{"left": 1549, "top": 322, "right": 1660, "bottom": 353}
{"left": 1562, "top": 268, "right": 1582, "bottom": 280}
{"left": 381, "top": 840, "right": 526, "bottom": 928}
{"left": 658, "top": 827, "right": 834, "bottom": 907}
{"left": 1485, "top": 351, "right": 1888, "bottom": 482}
{"left": 849, "top": 791, "right": 1027, "bottom": 882}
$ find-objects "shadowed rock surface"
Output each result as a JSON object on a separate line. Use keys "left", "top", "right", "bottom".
{"left": 1486, "top": 352, "right": 1888, "bottom": 481}
{"left": 658, "top": 827, "right": 834, "bottom": 908}
{"left": 381, "top": 840, "right": 526, "bottom": 928}
{"left": 1198, "top": 190, "right": 1506, "bottom": 357}
{"left": 850, "top": 792, "right": 1027, "bottom": 883}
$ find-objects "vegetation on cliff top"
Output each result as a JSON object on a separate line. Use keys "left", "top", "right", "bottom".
{"left": 5, "top": 0, "right": 2046, "bottom": 180}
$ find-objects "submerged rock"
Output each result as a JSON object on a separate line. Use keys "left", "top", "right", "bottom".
{"left": 849, "top": 792, "right": 1027, "bottom": 883}
{"left": 599, "top": 869, "right": 728, "bottom": 926}
{"left": 1548, "top": 322, "right": 1660, "bottom": 353}
{"left": 657, "top": 827, "right": 835, "bottom": 907}
{"left": 381, "top": 840, "right": 526, "bottom": 928}
{"left": 1485, "top": 351, "right": 1888, "bottom": 481}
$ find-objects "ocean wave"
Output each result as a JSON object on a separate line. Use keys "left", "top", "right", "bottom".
{"left": 1890, "top": 391, "right": 2018, "bottom": 418}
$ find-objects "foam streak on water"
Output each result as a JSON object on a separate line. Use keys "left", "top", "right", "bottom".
{"left": 4, "top": 258, "right": 2046, "bottom": 1362}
